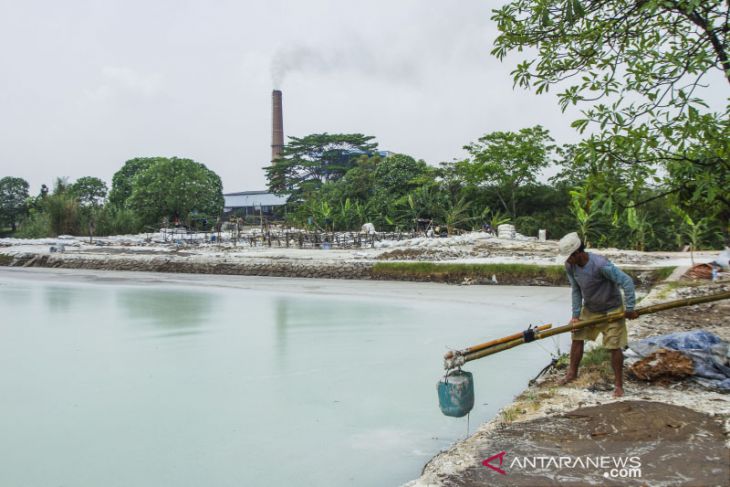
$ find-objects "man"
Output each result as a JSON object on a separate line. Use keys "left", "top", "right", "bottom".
{"left": 558, "top": 232, "right": 639, "bottom": 397}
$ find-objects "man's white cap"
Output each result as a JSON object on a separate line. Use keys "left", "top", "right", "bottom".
{"left": 557, "top": 232, "right": 582, "bottom": 261}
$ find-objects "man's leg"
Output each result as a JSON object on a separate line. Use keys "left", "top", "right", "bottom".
{"left": 602, "top": 308, "right": 627, "bottom": 398}
{"left": 611, "top": 348, "right": 624, "bottom": 397}
{"left": 560, "top": 339, "right": 584, "bottom": 384}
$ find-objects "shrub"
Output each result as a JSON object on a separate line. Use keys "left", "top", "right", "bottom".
{"left": 15, "top": 211, "right": 51, "bottom": 238}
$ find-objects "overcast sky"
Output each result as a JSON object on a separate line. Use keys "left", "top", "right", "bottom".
{"left": 1, "top": 1, "right": 723, "bottom": 194}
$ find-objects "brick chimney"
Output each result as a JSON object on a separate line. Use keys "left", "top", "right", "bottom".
{"left": 271, "top": 90, "right": 284, "bottom": 162}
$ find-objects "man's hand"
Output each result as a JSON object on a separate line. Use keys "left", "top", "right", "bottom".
{"left": 624, "top": 310, "right": 639, "bottom": 320}
{"left": 569, "top": 317, "right": 581, "bottom": 325}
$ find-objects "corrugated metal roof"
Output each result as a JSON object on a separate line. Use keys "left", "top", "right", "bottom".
{"left": 224, "top": 191, "right": 287, "bottom": 209}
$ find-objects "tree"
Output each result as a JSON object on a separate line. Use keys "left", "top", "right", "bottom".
{"left": 373, "top": 154, "right": 431, "bottom": 197}
{"left": 68, "top": 177, "right": 108, "bottom": 241}
{"left": 108, "top": 157, "right": 162, "bottom": 207}
{"left": 70, "top": 177, "right": 108, "bottom": 207}
{"left": 461, "top": 126, "right": 557, "bottom": 219}
{"left": 326, "top": 154, "right": 381, "bottom": 203}
{"left": 492, "top": 0, "right": 730, "bottom": 240}
{"left": 265, "top": 133, "right": 378, "bottom": 197}
{"left": 127, "top": 158, "right": 224, "bottom": 227}
{"left": 0, "top": 176, "right": 30, "bottom": 232}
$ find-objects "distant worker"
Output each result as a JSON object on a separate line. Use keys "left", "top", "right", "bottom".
{"left": 557, "top": 232, "right": 639, "bottom": 397}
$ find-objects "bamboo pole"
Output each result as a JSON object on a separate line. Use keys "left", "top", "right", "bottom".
{"left": 444, "top": 324, "right": 553, "bottom": 360}
{"left": 447, "top": 290, "right": 730, "bottom": 368}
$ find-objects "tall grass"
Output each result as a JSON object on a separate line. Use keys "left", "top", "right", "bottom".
{"left": 45, "top": 192, "right": 80, "bottom": 235}
{"left": 372, "top": 262, "right": 568, "bottom": 284}
{"left": 15, "top": 212, "right": 52, "bottom": 238}
{"left": 95, "top": 207, "right": 143, "bottom": 236}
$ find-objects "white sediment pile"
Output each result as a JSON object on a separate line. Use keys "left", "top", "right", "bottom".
{"left": 373, "top": 233, "right": 487, "bottom": 249}
{"left": 0, "top": 231, "right": 721, "bottom": 270}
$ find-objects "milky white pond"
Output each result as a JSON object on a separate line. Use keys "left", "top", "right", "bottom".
{"left": 0, "top": 268, "right": 570, "bottom": 486}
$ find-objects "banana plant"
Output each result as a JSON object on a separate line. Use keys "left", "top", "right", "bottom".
{"left": 626, "top": 203, "right": 653, "bottom": 251}
{"left": 353, "top": 200, "right": 370, "bottom": 227}
{"left": 443, "top": 196, "right": 473, "bottom": 235}
{"left": 672, "top": 206, "right": 716, "bottom": 265}
{"left": 304, "top": 198, "right": 333, "bottom": 231}
{"left": 569, "top": 185, "right": 605, "bottom": 247}
{"left": 319, "top": 200, "right": 333, "bottom": 232}
{"left": 487, "top": 208, "right": 511, "bottom": 230}
{"left": 338, "top": 198, "right": 353, "bottom": 230}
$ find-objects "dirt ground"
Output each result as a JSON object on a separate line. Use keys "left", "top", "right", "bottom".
{"left": 410, "top": 278, "right": 730, "bottom": 487}
{"left": 630, "top": 281, "right": 730, "bottom": 342}
{"left": 435, "top": 400, "right": 729, "bottom": 486}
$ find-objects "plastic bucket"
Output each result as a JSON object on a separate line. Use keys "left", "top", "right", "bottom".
{"left": 437, "top": 370, "right": 474, "bottom": 417}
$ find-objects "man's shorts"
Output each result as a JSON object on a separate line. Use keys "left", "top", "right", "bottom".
{"left": 572, "top": 305, "right": 627, "bottom": 349}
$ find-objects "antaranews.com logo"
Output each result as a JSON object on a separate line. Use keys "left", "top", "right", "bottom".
{"left": 483, "top": 451, "right": 642, "bottom": 479}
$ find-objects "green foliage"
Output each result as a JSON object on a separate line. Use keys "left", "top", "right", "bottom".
{"left": 672, "top": 205, "right": 720, "bottom": 263}
{"left": 44, "top": 180, "right": 80, "bottom": 236}
{"left": 70, "top": 176, "right": 108, "bottom": 207}
{"left": 492, "top": 0, "right": 729, "bottom": 240}
{"left": 265, "top": 133, "right": 378, "bottom": 197}
{"left": 94, "top": 206, "right": 143, "bottom": 236}
{"left": 15, "top": 210, "right": 51, "bottom": 238}
{"left": 581, "top": 347, "right": 610, "bottom": 368}
{"left": 372, "top": 154, "right": 430, "bottom": 197}
{"left": 443, "top": 195, "right": 474, "bottom": 235}
{"left": 278, "top": 146, "right": 444, "bottom": 232}
{"left": 68, "top": 176, "right": 109, "bottom": 240}
{"left": 0, "top": 176, "right": 30, "bottom": 232}
{"left": 9, "top": 156, "right": 222, "bottom": 237}
{"left": 487, "top": 209, "right": 511, "bottom": 230}
{"left": 335, "top": 155, "right": 380, "bottom": 202}
{"left": 127, "top": 158, "right": 224, "bottom": 227}
{"left": 108, "top": 157, "right": 161, "bottom": 207}
{"left": 372, "top": 262, "right": 567, "bottom": 284}
{"left": 625, "top": 204, "right": 653, "bottom": 251}
{"left": 462, "top": 126, "right": 557, "bottom": 218}
{"left": 514, "top": 215, "right": 539, "bottom": 237}
{"left": 568, "top": 185, "right": 606, "bottom": 246}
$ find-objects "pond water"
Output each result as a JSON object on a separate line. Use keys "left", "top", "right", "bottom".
{"left": 0, "top": 269, "right": 570, "bottom": 486}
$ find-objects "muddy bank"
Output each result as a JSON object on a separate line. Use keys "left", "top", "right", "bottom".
{"left": 0, "top": 251, "right": 671, "bottom": 288}
{"left": 434, "top": 401, "right": 729, "bottom": 486}
{"left": 410, "top": 279, "right": 730, "bottom": 486}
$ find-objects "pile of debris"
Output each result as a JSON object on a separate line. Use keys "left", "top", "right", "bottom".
{"left": 630, "top": 349, "right": 695, "bottom": 381}
{"left": 682, "top": 248, "right": 730, "bottom": 280}
{"left": 627, "top": 330, "right": 730, "bottom": 391}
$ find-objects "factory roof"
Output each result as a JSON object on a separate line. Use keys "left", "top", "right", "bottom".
{"left": 223, "top": 191, "right": 288, "bottom": 209}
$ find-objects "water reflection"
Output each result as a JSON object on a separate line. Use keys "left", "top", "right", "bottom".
{"left": 272, "top": 296, "right": 399, "bottom": 330}
{"left": 274, "top": 299, "right": 289, "bottom": 353}
{"left": 116, "top": 288, "right": 217, "bottom": 335}
{"left": 43, "top": 286, "right": 76, "bottom": 314}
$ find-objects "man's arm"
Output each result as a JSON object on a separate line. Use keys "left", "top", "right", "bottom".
{"left": 566, "top": 267, "right": 582, "bottom": 319}
{"left": 600, "top": 263, "right": 636, "bottom": 312}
